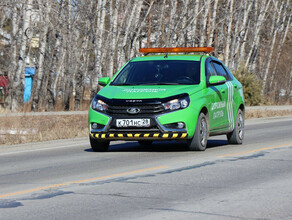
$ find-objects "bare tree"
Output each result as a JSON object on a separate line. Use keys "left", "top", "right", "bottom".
{"left": 245, "top": 0, "right": 271, "bottom": 71}
{"left": 32, "top": 0, "right": 51, "bottom": 110}
{"left": 10, "top": 0, "right": 33, "bottom": 111}
{"left": 262, "top": 0, "right": 285, "bottom": 93}
{"left": 1, "top": 0, "right": 291, "bottom": 111}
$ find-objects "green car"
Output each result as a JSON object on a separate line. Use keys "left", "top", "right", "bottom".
{"left": 89, "top": 47, "right": 245, "bottom": 152}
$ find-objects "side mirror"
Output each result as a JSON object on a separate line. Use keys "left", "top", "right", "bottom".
{"left": 98, "top": 77, "right": 110, "bottom": 87}
{"left": 208, "top": 75, "right": 226, "bottom": 86}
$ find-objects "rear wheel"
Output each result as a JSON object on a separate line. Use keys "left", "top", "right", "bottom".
{"left": 227, "top": 109, "right": 244, "bottom": 144}
{"left": 187, "top": 112, "right": 209, "bottom": 151}
{"left": 138, "top": 140, "right": 153, "bottom": 146}
{"left": 90, "top": 136, "right": 109, "bottom": 152}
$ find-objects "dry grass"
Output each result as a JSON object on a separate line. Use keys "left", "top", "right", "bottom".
{"left": 0, "top": 114, "right": 88, "bottom": 145}
{"left": 0, "top": 106, "right": 11, "bottom": 114}
{"left": 245, "top": 109, "right": 292, "bottom": 119}
{"left": 0, "top": 108, "right": 292, "bottom": 145}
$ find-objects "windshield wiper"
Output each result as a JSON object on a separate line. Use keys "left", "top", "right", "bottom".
{"left": 136, "top": 82, "right": 181, "bottom": 85}
{"left": 111, "top": 83, "right": 138, "bottom": 86}
{"left": 111, "top": 82, "right": 187, "bottom": 86}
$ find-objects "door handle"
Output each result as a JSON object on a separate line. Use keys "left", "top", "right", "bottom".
{"left": 220, "top": 89, "right": 225, "bottom": 93}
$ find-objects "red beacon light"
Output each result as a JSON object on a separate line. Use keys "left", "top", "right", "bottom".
{"left": 139, "top": 47, "right": 214, "bottom": 54}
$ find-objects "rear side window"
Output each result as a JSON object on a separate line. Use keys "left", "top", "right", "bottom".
{"left": 222, "top": 65, "right": 234, "bottom": 80}
{"left": 212, "top": 62, "right": 229, "bottom": 80}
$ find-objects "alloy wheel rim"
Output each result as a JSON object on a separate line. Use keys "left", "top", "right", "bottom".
{"left": 238, "top": 113, "right": 244, "bottom": 140}
{"left": 200, "top": 118, "right": 207, "bottom": 146}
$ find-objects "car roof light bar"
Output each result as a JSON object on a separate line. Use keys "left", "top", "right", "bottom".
{"left": 139, "top": 47, "right": 214, "bottom": 54}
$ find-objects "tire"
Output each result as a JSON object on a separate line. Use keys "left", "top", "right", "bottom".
{"left": 227, "top": 109, "right": 244, "bottom": 144}
{"left": 138, "top": 140, "right": 153, "bottom": 146}
{"left": 187, "top": 112, "right": 209, "bottom": 151}
{"left": 89, "top": 136, "right": 109, "bottom": 152}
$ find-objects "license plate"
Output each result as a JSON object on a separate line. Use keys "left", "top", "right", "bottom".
{"left": 116, "top": 119, "right": 151, "bottom": 127}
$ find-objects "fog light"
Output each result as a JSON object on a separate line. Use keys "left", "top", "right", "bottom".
{"left": 164, "top": 122, "right": 185, "bottom": 129}
{"left": 177, "top": 122, "right": 185, "bottom": 129}
{"left": 92, "top": 123, "right": 98, "bottom": 129}
{"left": 91, "top": 123, "right": 105, "bottom": 130}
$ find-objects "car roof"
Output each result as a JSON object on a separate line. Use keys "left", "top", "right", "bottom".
{"left": 131, "top": 54, "right": 210, "bottom": 62}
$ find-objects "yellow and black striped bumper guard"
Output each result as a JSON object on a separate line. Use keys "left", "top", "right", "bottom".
{"left": 90, "top": 132, "right": 188, "bottom": 140}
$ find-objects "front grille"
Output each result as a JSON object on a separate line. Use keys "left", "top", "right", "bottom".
{"left": 106, "top": 104, "right": 164, "bottom": 115}
{"left": 108, "top": 128, "right": 161, "bottom": 132}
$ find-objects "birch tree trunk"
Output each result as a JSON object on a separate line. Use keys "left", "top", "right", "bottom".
{"left": 8, "top": 2, "right": 19, "bottom": 103}
{"left": 262, "top": 0, "right": 285, "bottom": 92}
{"left": 269, "top": 14, "right": 291, "bottom": 90}
{"left": 118, "top": 1, "right": 138, "bottom": 65}
{"left": 11, "top": 0, "right": 33, "bottom": 111}
{"left": 46, "top": 1, "right": 65, "bottom": 110}
{"left": 52, "top": 1, "right": 68, "bottom": 109}
{"left": 200, "top": 0, "right": 211, "bottom": 47}
{"left": 165, "top": 0, "right": 178, "bottom": 47}
{"left": 32, "top": 0, "right": 51, "bottom": 109}
{"left": 130, "top": 0, "right": 153, "bottom": 58}
{"left": 245, "top": 0, "right": 271, "bottom": 71}
{"left": 93, "top": 0, "right": 107, "bottom": 89}
{"left": 125, "top": 1, "right": 144, "bottom": 60}
{"left": 80, "top": 0, "right": 95, "bottom": 103}
{"left": 238, "top": 0, "right": 253, "bottom": 65}
{"left": 62, "top": 0, "right": 73, "bottom": 109}
{"left": 107, "top": 0, "right": 118, "bottom": 77}
{"left": 112, "top": 2, "right": 131, "bottom": 71}
{"left": 230, "top": 1, "right": 243, "bottom": 70}
{"left": 0, "top": 12, "right": 5, "bottom": 29}
{"left": 178, "top": 0, "right": 190, "bottom": 46}
{"left": 224, "top": 0, "right": 234, "bottom": 67}
{"left": 191, "top": 0, "right": 200, "bottom": 46}
{"left": 158, "top": 0, "right": 167, "bottom": 47}
{"left": 147, "top": 0, "right": 153, "bottom": 48}
{"left": 208, "top": 0, "right": 218, "bottom": 46}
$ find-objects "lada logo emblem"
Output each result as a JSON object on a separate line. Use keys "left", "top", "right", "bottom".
{"left": 127, "top": 107, "right": 140, "bottom": 114}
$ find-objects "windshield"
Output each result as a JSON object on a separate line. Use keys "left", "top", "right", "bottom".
{"left": 111, "top": 60, "right": 201, "bottom": 85}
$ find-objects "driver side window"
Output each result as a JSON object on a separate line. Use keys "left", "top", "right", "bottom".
{"left": 206, "top": 61, "right": 217, "bottom": 82}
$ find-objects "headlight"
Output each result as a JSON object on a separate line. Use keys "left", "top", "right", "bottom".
{"left": 162, "top": 96, "right": 190, "bottom": 111}
{"left": 91, "top": 98, "right": 108, "bottom": 112}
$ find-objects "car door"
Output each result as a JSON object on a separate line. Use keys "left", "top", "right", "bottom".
{"left": 212, "top": 60, "right": 233, "bottom": 130}
{"left": 222, "top": 64, "right": 238, "bottom": 131}
{"left": 205, "top": 59, "right": 228, "bottom": 131}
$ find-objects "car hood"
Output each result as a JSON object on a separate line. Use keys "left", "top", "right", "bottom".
{"left": 98, "top": 85, "right": 201, "bottom": 99}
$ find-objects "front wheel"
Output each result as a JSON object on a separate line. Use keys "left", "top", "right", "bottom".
{"left": 90, "top": 136, "right": 109, "bottom": 152}
{"left": 227, "top": 109, "right": 244, "bottom": 144}
{"left": 187, "top": 112, "right": 209, "bottom": 151}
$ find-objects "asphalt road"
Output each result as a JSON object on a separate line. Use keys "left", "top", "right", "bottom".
{"left": 0, "top": 117, "right": 292, "bottom": 220}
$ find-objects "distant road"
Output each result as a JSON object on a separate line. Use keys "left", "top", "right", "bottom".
{"left": 0, "top": 117, "right": 292, "bottom": 219}
{"left": 1, "top": 105, "right": 292, "bottom": 117}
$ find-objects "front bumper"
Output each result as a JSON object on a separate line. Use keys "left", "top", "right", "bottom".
{"left": 89, "top": 106, "right": 198, "bottom": 141}
{"left": 90, "top": 132, "right": 188, "bottom": 140}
